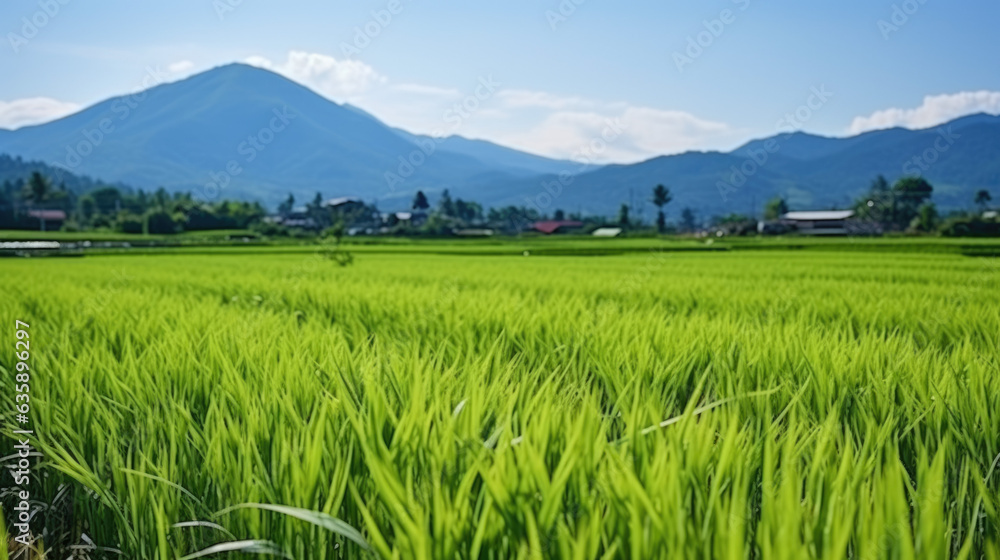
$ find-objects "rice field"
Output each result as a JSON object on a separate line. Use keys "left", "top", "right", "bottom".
{"left": 2, "top": 245, "right": 999, "bottom": 559}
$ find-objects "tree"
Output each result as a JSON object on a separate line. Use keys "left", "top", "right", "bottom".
{"left": 153, "top": 187, "right": 170, "bottom": 211}
{"left": 617, "top": 203, "right": 630, "bottom": 227}
{"left": 910, "top": 202, "right": 939, "bottom": 233}
{"left": 144, "top": 209, "right": 181, "bottom": 234}
{"left": 454, "top": 199, "right": 483, "bottom": 223}
{"left": 487, "top": 205, "right": 540, "bottom": 230}
{"left": 412, "top": 190, "right": 429, "bottom": 211}
{"left": 893, "top": 177, "right": 933, "bottom": 227}
{"left": 26, "top": 171, "right": 50, "bottom": 205}
{"left": 714, "top": 213, "right": 756, "bottom": 236}
{"left": 871, "top": 175, "right": 890, "bottom": 194}
{"left": 135, "top": 189, "right": 149, "bottom": 211}
{"left": 91, "top": 187, "right": 123, "bottom": 215}
{"left": 651, "top": 184, "right": 672, "bottom": 233}
{"left": 975, "top": 189, "right": 992, "bottom": 211}
{"left": 680, "top": 207, "right": 697, "bottom": 232}
{"left": 858, "top": 176, "right": 934, "bottom": 230}
{"left": 278, "top": 194, "right": 295, "bottom": 215}
{"left": 553, "top": 209, "right": 566, "bottom": 221}
{"left": 855, "top": 175, "right": 894, "bottom": 225}
{"left": 439, "top": 189, "right": 455, "bottom": 216}
{"left": 763, "top": 196, "right": 789, "bottom": 221}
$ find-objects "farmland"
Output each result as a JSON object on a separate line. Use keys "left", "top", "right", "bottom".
{"left": 2, "top": 242, "right": 999, "bottom": 559}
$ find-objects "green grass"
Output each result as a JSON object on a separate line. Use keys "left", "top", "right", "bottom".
{"left": 2, "top": 244, "right": 999, "bottom": 559}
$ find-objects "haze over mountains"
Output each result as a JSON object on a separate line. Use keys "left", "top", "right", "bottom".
{"left": 1, "top": 63, "right": 998, "bottom": 217}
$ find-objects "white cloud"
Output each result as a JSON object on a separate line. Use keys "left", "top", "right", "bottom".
{"left": 849, "top": 91, "right": 1000, "bottom": 134}
{"left": 234, "top": 50, "right": 736, "bottom": 162}
{"left": 497, "top": 89, "right": 594, "bottom": 110}
{"left": 498, "top": 105, "right": 738, "bottom": 163}
{"left": 390, "top": 83, "right": 462, "bottom": 98}
{"left": 244, "top": 51, "right": 385, "bottom": 99}
{"left": 167, "top": 60, "right": 195, "bottom": 75}
{"left": 0, "top": 97, "right": 81, "bottom": 129}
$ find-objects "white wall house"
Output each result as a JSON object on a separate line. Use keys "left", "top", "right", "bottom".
{"left": 782, "top": 210, "right": 856, "bottom": 235}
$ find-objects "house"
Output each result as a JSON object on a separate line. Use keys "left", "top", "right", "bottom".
{"left": 382, "top": 210, "right": 428, "bottom": 228}
{"left": 781, "top": 210, "right": 855, "bottom": 235}
{"left": 591, "top": 227, "right": 623, "bottom": 237}
{"left": 322, "top": 197, "right": 365, "bottom": 213}
{"left": 28, "top": 209, "right": 67, "bottom": 232}
{"left": 454, "top": 228, "right": 495, "bottom": 237}
{"left": 530, "top": 220, "right": 583, "bottom": 234}
{"left": 279, "top": 207, "right": 318, "bottom": 229}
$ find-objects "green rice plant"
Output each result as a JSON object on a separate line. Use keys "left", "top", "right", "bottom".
{"left": 1, "top": 245, "right": 998, "bottom": 559}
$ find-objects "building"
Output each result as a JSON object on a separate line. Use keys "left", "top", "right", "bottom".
{"left": 27, "top": 209, "right": 67, "bottom": 232}
{"left": 279, "top": 207, "right": 318, "bottom": 229}
{"left": 454, "top": 228, "right": 495, "bottom": 237}
{"left": 781, "top": 210, "right": 855, "bottom": 235}
{"left": 591, "top": 227, "right": 623, "bottom": 237}
{"left": 530, "top": 220, "right": 583, "bottom": 234}
{"left": 381, "top": 210, "right": 428, "bottom": 228}
{"left": 322, "top": 197, "right": 365, "bottom": 213}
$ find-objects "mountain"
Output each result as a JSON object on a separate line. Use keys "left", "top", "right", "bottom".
{"left": 342, "top": 103, "right": 581, "bottom": 177}
{"left": 0, "top": 63, "right": 568, "bottom": 207}
{"left": 486, "top": 113, "right": 1000, "bottom": 218}
{"left": 485, "top": 151, "right": 794, "bottom": 220}
{"left": 1, "top": 62, "right": 997, "bottom": 217}
{"left": 391, "top": 128, "right": 581, "bottom": 177}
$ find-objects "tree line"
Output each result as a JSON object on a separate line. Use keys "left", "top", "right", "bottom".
{"left": 1, "top": 169, "right": 996, "bottom": 237}
{"left": 0, "top": 171, "right": 264, "bottom": 233}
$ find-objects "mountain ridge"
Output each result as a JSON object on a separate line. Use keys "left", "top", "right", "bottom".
{"left": 0, "top": 63, "right": 998, "bottom": 216}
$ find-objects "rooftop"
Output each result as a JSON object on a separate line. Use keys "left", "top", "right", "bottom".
{"left": 531, "top": 220, "right": 584, "bottom": 234}
{"left": 783, "top": 210, "right": 855, "bottom": 221}
{"left": 28, "top": 209, "right": 68, "bottom": 220}
{"left": 592, "top": 227, "right": 623, "bottom": 237}
{"left": 323, "top": 197, "right": 363, "bottom": 207}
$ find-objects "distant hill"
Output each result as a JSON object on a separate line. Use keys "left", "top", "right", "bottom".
{"left": 485, "top": 113, "right": 1000, "bottom": 218}
{"left": 0, "top": 64, "right": 570, "bottom": 208}
{"left": 392, "top": 128, "right": 583, "bottom": 178}
{"left": 342, "top": 103, "right": 581, "bottom": 177}
{"left": 0, "top": 153, "right": 130, "bottom": 194}
{"left": 0, "top": 62, "right": 997, "bottom": 217}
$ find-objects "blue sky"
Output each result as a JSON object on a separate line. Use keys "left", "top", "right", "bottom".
{"left": 2, "top": 0, "right": 999, "bottom": 163}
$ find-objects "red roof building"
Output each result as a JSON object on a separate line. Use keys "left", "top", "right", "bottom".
{"left": 531, "top": 220, "right": 584, "bottom": 234}
{"left": 28, "top": 210, "right": 67, "bottom": 221}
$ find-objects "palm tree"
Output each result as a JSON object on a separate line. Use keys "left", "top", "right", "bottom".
{"left": 651, "top": 184, "right": 672, "bottom": 233}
